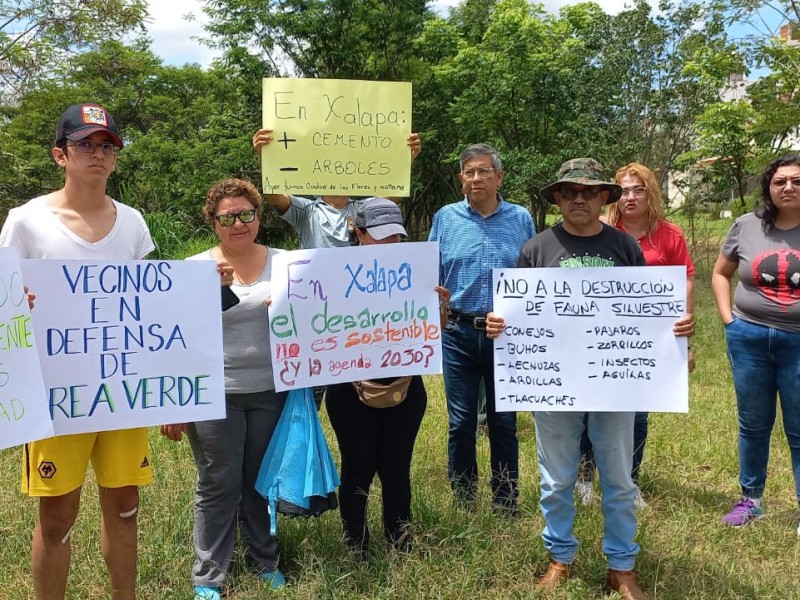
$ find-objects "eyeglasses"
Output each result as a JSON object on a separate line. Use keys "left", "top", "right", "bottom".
{"left": 772, "top": 177, "right": 800, "bottom": 188}
{"left": 215, "top": 209, "right": 257, "bottom": 227}
{"left": 557, "top": 186, "right": 601, "bottom": 200}
{"left": 620, "top": 186, "right": 647, "bottom": 198}
{"left": 461, "top": 168, "right": 496, "bottom": 180}
{"left": 67, "top": 141, "right": 120, "bottom": 155}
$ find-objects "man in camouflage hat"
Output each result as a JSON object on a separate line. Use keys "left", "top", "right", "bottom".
{"left": 486, "top": 158, "right": 650, "bottom": 600}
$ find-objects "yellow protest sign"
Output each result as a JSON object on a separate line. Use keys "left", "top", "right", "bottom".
{"left": 261, "top": 78, "right": 412, "bottom": 196}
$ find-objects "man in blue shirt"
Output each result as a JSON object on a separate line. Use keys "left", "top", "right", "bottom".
{"left": 428, "top": 143, "right": 535, "bottom": 513}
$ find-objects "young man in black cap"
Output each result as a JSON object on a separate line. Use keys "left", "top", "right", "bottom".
{"left": 0, "top": 103, "right": 154, "bottom": 600}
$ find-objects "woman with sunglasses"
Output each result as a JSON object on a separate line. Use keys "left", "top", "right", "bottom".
{"left": 161, "top": 178, "right": 287, "bottom": 600}
{"left": 712, "top": 154, "right": 800, "bottom": 532}
{"left": 324, "top": 197, "right": 450, "bottom": 556}
{"left": 576, "top": 162, "right": 696, "bottom": 508}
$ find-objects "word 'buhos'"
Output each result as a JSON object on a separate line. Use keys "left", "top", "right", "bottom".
{"left": 271, "top": 300, "right": 428, "bottom": 337}
{"left": 47, "top": 323, "right": 186, "bottom": 355}
{"left": 63, "top": 262, "right": 173, "bottom": 294}
{"left": 50, "top": 375, "right": 210, "bottom": 419}
{"left": 344, "top": 259, "right": 412, "bottom": 299}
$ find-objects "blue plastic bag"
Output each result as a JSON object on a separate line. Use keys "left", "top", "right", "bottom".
{"left": 255, "top": 387, "right": 340, "bottom": 535}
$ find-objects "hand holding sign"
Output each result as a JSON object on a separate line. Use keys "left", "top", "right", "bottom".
{"left": 260, "top": 78, "right": 413, "bottom": 196}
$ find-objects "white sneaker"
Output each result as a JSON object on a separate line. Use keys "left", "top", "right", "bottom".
{"left": 575, "top": 480, "right": 595, "bottom": 506}
{"left": 634, "top": 487, "right": 648, "bottom": 510}
{"left": 796, "top": 519, "right": 799, "bottom": 538}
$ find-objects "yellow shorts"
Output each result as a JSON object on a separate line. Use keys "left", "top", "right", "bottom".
{"left": 22, "top": 428, "right": 153, "bottom": 497}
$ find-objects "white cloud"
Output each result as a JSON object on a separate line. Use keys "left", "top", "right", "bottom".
{"left": 144, "top": 0, "right": 218, "bottom": 67}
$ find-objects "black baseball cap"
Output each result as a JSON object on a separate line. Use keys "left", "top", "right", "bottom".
{"left": 55, "top": 104, "right": 123, "bottom": 148}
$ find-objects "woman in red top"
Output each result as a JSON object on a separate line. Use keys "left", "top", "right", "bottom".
{"left": 577, "top": 162, "right": 696, "bottom": 508}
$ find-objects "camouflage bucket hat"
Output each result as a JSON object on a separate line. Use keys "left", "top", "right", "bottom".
{"left": 541, "top": 158, "right": 622, "bottom": 205}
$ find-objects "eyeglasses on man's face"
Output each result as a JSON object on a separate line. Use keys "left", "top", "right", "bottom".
{"left": 461, "top": 168, "right": 496, "bottom": 180}
{"left": 557, "top": 186, "right": 601, "bottom": 201}
{"left": 771, "top": 177, "right": 800, "bottom": 188}
{"left": 620, "top": 186, "right": 647, "bottom": 198}
{"left": 215, "top": 209, "right": 257, "bottom": 227}
{"left": 67, "top": 140, "right": 120, "bottom": 155}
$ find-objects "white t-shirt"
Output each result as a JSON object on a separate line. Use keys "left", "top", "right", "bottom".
{"left": 0, "top": 195, "right": 154, "bottom": 259}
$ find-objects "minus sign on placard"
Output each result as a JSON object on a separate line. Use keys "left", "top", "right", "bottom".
{"left": 588, "top": 375, "right": 598, "bottom": 379}
{"left": 279, "top": 167, "right": 299, "bottom": 172}
{"left": 498, "top": 379, "right": 505, "bottom": 382}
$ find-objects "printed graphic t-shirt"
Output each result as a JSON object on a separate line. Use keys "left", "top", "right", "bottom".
{"left": 517, "top": 223, "right": 645, "bottom": 269}
{"left": 721, "top": 212, "right": 800, "bottom": 333}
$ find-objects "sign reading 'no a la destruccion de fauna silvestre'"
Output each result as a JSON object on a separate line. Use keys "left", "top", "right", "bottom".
{"left": 20, "top": 259, "right": 226, "bottom": 436}
{"left": 268, "top": 242, "right": 442, "bottom": 391}
{"left": 492, "top": 266, "right": 688, "bottom": 413}
{"left": 0, "top": 248, "right": 52, "bottom": 450}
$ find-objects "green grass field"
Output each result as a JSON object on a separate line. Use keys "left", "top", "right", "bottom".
{"left": 2, "top": 261, "right": 799, "bottom": 599}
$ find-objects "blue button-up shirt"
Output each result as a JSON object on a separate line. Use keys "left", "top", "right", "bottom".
{"left": 428, "top": 196, "right": 535, "bottom": 314}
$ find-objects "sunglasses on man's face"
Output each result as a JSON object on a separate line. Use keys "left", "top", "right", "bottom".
{"left": 214, "top": 209, "right": 257, "bottom": 227}
{"left": 557, "top": 186, "right": 601, "bottom": 201}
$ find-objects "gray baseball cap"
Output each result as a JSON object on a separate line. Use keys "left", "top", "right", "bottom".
{"left": 355, "top": 197, "right": 407, "bottom": 240}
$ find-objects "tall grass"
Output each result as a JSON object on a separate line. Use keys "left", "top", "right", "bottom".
{"left": 2, "top": 266, "right": 799, "bottom": 599}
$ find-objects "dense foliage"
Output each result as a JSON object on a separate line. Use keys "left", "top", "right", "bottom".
{"left": 0, "top": 0, "right": 798, "bottom": 247}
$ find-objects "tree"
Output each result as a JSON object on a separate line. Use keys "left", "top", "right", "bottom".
{"left": 678, "top": 99, "right": 758, "bottom": 208}
{"left": 202, "top": 0, "right": 430, "bottom": 80}
{"left": 0, "top": 0, "right": 147, "bottom": 102}
{"left": 0, "top": 40, "right": 296, "bottom": 248}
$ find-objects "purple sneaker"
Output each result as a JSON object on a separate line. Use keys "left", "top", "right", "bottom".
{"left": 722, "top": 498, "right": 765, "bottom": 527}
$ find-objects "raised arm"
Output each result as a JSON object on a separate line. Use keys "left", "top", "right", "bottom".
{"left": 252, "top": 128, "right": 291, "bottom": 214}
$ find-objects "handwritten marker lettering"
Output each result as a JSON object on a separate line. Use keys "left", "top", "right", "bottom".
{"left": 492, "top": 266, "right": 688, "bottom": 413}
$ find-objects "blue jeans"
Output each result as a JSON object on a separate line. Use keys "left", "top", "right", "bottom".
{"left": 442, "top": 320, "right": 518, "bottom": 507}
{"left": 536, "top": 411, "right": 639, "bottom": 570}
{"left": 725, "top": 317, "right": 800, "bottom": 500}
{"left": 579, "top": 412, "right": 648, "bottom": 484}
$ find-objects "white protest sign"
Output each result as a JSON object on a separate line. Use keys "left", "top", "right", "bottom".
{"left": 268, "top": 242, "right": 442, "bottom": 391}
{"left": 493, "top": 266, "right": 688, "bottom": 412}
{"left": 21, "top": 259, "right": 226, "bottom": 435}
{"left": 0, "top": 248, "right": 53, "bottom": 450}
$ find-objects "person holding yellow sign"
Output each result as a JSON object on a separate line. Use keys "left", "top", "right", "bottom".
{"left": 252, "top": 129, "right": 421, "bottom": 249}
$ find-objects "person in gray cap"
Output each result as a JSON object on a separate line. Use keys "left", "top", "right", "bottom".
{"left": 487, "top": 158, "right": 659, "bottom": 600}
{"left": 0, "top": 103, "right": 153, "bottom": 600}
